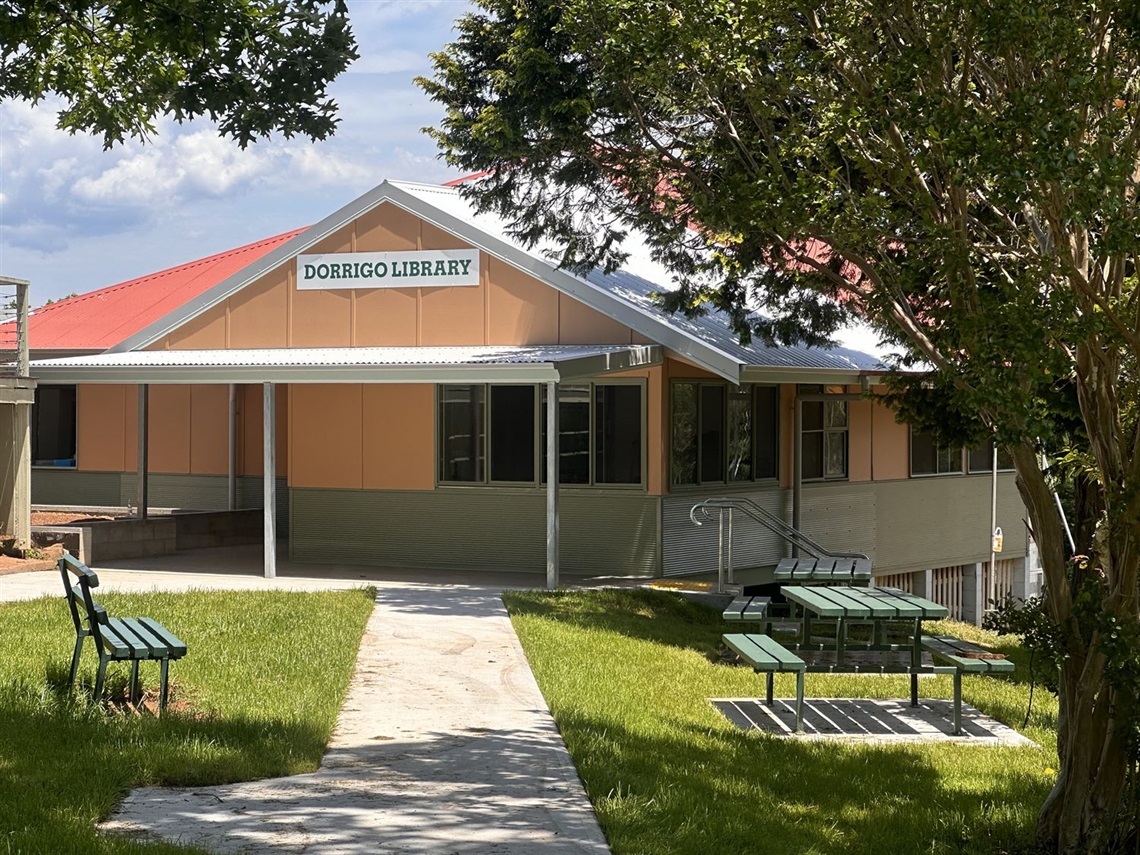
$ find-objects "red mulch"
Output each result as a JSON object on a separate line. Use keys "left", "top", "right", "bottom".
{"left": 31, "top": 511, "right": 115, "bottom": 526}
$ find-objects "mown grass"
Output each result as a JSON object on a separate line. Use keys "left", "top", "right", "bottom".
{"left": 504, "top": 588, "right": 1056, "bottom": 855}
{"left": 0, "top": 587, "right": 375, "bottom": 854}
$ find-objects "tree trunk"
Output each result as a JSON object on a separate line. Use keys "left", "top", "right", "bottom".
{"left": 1037, "top": 654, "right": 1131, "bottom": 853}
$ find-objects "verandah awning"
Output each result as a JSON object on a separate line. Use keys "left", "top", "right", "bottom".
{"left": 29, "top": 344, "right": 662, "bottom": 384}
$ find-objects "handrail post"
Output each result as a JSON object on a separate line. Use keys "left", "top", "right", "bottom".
{"left": 717, "top": 507, "right": 725, "bottom": 593}
{"left": 726, "top": 507, "right": 734, "bottom": 585}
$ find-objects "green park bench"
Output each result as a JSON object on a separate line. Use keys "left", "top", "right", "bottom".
{"left": 60, "top": 554, "right": 187, "bottom": 711}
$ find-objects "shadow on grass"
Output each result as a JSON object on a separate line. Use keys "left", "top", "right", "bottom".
{"left": 505, "top": 588, "right": 726, "bottom": 656}
{"left": 560, "top": 708, "right": 1049, "bottom": 855}
{"left": 0, "top": 680, "right": 333, "bottom": 852}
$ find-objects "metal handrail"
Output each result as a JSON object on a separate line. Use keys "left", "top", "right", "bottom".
{"left": 690, "top": 496, "right": 869, "bottom": 561}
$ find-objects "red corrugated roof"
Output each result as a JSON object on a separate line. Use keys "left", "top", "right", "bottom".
{"left": 21, "top": 228, "right": 306, "bottom": 351}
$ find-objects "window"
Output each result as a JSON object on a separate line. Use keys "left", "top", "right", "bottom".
{"left": 440, "top": 382, "right": 644, "bottom": 487}
{"left": 671, "top": 382, "right": 779, "bottom": 486}
{"left": 968, "top": 442, "right": 1015, "bottom": 473}
{"left": 910, "top": 430, "right": 963, "bottom": 475}
{"left": 801, "top": 390, "right": 847, "bottom": 480}
{"left": 31, "top": 385, "right": 76, "bottom": 467}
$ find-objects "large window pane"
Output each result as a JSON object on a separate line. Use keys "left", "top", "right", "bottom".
{"left": 727, "top": 389, "right": 752, "bottom": 481}
{"left": 912, "top": 430, "right": 962, "bottom": 475}
{"left": 753, "top": 385, "right": 779, "bottom": 479}
{"left": 541, "top": 384, "right": 591, "bottom": 484}
{"left": 31, "top": 385, "right": 76, "bottom": 466}
{"left": 800, "top": 392, "right": 847, "bottom": 480}
{"left": 595, "top": 385, "right": 642, "bottom": 484}
{"left": 439, "top": 385, "right": 484, "bottom": 482}
{"left": 671, "top": 383, "right": 697, "bottom": 486}
{"left": 490, "top": 385, "right": 535, "bottom": 482}
{"left": 969, "top": 443, "right": 1014, "bottom": 472}
{"left": 699, "top": 385, "right": 725, "bottom": 482}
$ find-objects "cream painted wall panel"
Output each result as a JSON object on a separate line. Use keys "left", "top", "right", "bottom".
{"left": 189, "top": 384, "right": 229, "bottom": 475}
{"left": 77, "top": 385, "right": 128, "bottom": 472}
{"left": 353, "top": 289, "right": 419, "bottom": 346}
{"left": 487, "top": 258, "right": 559, "bottom": 344}
{"left": 362, "top": 384, "right": 434, "bottom": 490}
{"left": 290, "top": 385, "right": 362, "bottom": 488}
{"left": 227, "top": 268, "right": 289, "bottom": 348}
{"left": 558, "top": 293, "right": 633, "bottom": 344}
{"left": 872, "top": 399, "right": 910, "bottom": 481}
{"left": 420, "top": 283, "right": 487, "bottom": 346}
{"left": 290, "top": 288, "right": 353, "bottom": 347}
{"left": 156, "top": 311, "right": 227, "bottom": 350}
{"left": 148, "top": 386, "right": 192, "bottom": 474}
{"left": 355, "top": 202, "right": 419, "bottom": 252}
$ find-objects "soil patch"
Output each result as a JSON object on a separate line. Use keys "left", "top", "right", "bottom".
{"left": 31, "top": 511, "right": 116, "bottom": 526}
{"left": 0, "top": 550, "right": 60, "bottom": 575}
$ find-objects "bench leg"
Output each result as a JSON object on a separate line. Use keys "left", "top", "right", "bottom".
{"left": 910, "top": 672, "right": 918, "bottom": 707}
{"left": 953, "top": 671, "right": 962, "bottom": 735}
{"left": 159, "top": 660, "right": 170, "bottom": 712}
{"left": 93, "top": 657, "right": 109, "bottom": 704}
{"left": 765, "top": 671, "right": 774, "bottom": 706}
{"left": 130, "top": 661, "right": 141, "bottom": 705}
{"left": 68, "top": 636, "right": 84, "bottom": 691}
{"left": 794, "top": 672, "right": 804, "bottom": 733}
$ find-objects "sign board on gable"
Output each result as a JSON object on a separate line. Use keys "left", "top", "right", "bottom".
{"left": 297, "top": 249, "right": 480, "bottom": 290}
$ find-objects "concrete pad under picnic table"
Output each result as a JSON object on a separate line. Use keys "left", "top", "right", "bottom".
{"left": 712, "top": 697, "right": 1036, "bottom": 746}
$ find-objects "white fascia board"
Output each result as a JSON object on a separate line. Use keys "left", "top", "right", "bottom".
{"left": 556, "top": 345, "right": 662, "bottom": 381}
{"left": 739, "top": 365, "right": 869, "bottom": 386}
{"left": 30, "top": 363, "right": 563, "bottom": 385}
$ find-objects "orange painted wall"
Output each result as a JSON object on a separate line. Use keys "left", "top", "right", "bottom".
{"left": 155, "top": 202, "right": 641, "bottom": 351}
{"left": 238, "top": 384, "right": 289, "bottom": 477}
{"left": 362, "top": 385, "right": 434, "bottom": 490}
{"left": 288, "top": 385, "right": 363, "bottom": 488}
{"left": 77, "top": 383, "right": 253, "bottom": 476}
{"left": 870, "top": 389, "right": 910, "bottom": 481}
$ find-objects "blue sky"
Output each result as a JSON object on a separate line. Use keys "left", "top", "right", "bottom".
{"left": 0, "top": 0, "right": 473, "bottom": 306}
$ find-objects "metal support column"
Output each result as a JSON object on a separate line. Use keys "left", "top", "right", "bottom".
{"left": 136, "top": 385, "right": 148, "bottom": 519}
{"left": 263, "top": 382, "right": 276, "bottom": 579}
{"left": 546, "top": 381, "right": 559, "bottom": 589}
{"left": 228, "top": 384, "right": 237, "bottom": 511}
{"left": 792, "top": 395, "right": 802, "bottom": 556}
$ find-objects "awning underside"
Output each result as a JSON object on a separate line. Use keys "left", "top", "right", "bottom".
{"left": 29, "top": 344, "right": 663, "bottom": 384}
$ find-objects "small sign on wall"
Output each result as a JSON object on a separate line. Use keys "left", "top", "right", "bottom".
{"left": 297, "top": 249, "right": 480, "bottom": 289}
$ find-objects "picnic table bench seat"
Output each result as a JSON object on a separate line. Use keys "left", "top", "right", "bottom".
{"left": 774, "top": 557, "right": 872, "bottom": 585}
{"left": 60, "top": 554, "right": 187, "bottom": 711}
{"left": 721, "top": 596, "right": 771, "bottom": 622}
{"left": 723, "top": 632, "right": 806, "bottom": 732}
{"left": 921, "top": 635, "right": 1014, "bottom": 734}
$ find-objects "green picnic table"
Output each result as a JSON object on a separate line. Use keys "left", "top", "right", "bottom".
{"left": 773, "top": 556, "right": 872, "bottom": 585}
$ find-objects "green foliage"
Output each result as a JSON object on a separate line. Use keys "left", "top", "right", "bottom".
{"left": 423, "top": 7, "right": 1140, "bottom": 848}
{"left": 1, "top": 0, "right": 358, "bottom": 147}
{"left": 506, "top": 588, "right": 1051, "bottom": 855}
{"left": 0, "top": 587, "right": 373, "bottom": 851}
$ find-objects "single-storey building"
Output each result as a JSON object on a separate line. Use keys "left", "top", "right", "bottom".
{"left": 17, "top": 178, "right": 1032, "bottom": 620}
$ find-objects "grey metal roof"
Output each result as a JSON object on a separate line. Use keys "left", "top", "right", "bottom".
{"left": 582, "top": 268, "right": 886, "bottom": 373}
{"left": 30, "top": 344, "right": 661, "bottom": 385}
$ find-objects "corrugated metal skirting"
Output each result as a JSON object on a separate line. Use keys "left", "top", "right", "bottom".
{"left": 290, "top": 487, "right": 660, "bottom": 575}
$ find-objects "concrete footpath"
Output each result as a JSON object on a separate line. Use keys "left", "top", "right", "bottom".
{"left": 0, "top": 565, "right": 612, "bottom": 854}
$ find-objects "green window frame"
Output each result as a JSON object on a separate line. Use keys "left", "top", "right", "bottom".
{"left": 438, "top": 382, "right": 645, "bottom": 488}
{"left": 670, "top": 382, "right": 779, "bottom": 487}
{"left": 800, "top": 388, "right": 848, "bottom": 481}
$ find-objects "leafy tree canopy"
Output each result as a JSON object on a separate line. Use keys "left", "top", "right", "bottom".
{"left": 1, "top": 0, "right": 357, "bottom": 147}
{"left": 421, "top": 2, "right": 1140, "bottom": 852}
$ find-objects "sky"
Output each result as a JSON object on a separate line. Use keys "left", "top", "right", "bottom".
{"left": 0, "top": 0, "right": 474, "bottom": 307}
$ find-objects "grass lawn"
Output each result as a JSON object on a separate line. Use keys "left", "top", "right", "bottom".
{"left": 504, "top": 588, "right": 1057, "bottom": 855}
{"left": 0, "top": 586, "right": 375, "bottom": 854}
